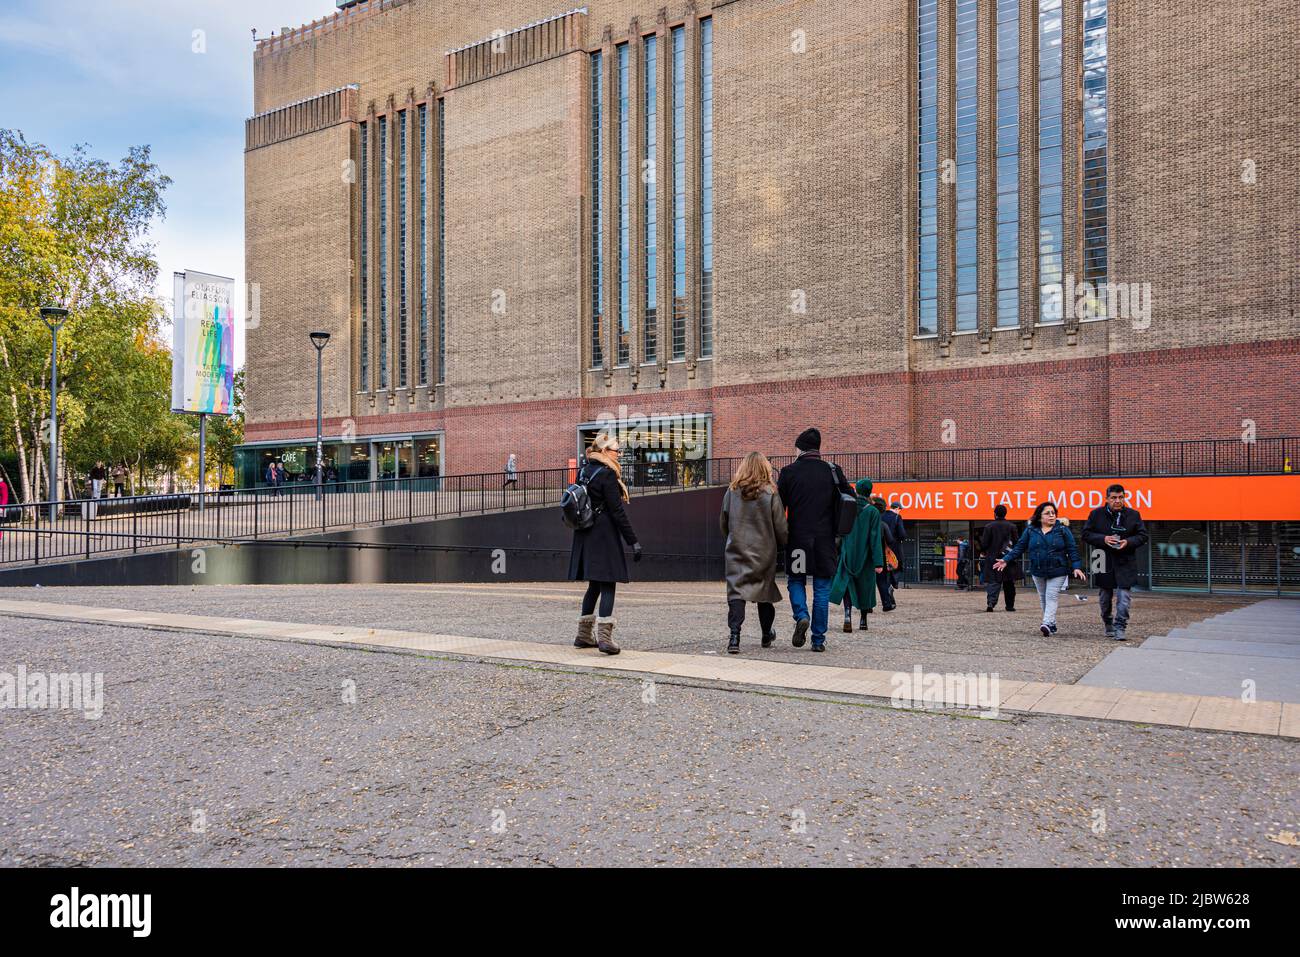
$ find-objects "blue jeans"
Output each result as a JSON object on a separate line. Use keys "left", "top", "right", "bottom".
{"left": 788, "top": 575, "right": 831, "bottom": 641}
{"left": 1099, "top": 587, "right": 1132, "bottom": 628}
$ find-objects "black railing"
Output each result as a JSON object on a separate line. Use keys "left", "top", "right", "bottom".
{"left": 0, "top": 436, "right": 1293, "bottom": 568}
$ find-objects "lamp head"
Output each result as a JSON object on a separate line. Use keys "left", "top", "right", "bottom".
{"left": 309, "top": 331, "right": 331, "bottom": 350}
{"left": 39, "top": 306, "right": 69, "bottom": 331}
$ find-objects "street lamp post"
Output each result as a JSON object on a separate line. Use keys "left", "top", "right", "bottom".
{"left": 39, "top": 307, "right": 69, "bottom": 522}
{"left": 309, "top": 332, "right": 331, "bottom": 501}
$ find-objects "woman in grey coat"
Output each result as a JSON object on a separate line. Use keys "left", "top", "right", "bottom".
{"left": 720, "top": 452, "right": 788, "bottom": 654}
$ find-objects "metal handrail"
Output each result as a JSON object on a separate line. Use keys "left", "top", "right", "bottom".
{"left": 0, "top": 435, "right": 1292, "bottom": 568}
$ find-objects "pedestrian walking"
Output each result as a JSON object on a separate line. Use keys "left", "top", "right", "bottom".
{"left": 0, "top": 472, "right": 9, "bottom": 541}
{"left": 265, "top": 459, "right": 282, "bottom": 496}
{"left": 111, "top": 462, "right": 128, "bottom": 498}
{"left": 884, "top": 500, "right": 906, "bottom": 596}
{"left": 980, "top": 504, "right": 1019, "bottom": 611}
{"left": 89, "top": 461, "right": 107, "bottom": 500}
{"left": 995, "top": 501, "right": 1086, "bottom": 637}
{"left": 719, "top": 452, "right": 787, "bottom": 654}
{"left": 503, "top": 453, "right": 519, "bottom": 490}
{"left": 776, "top": 428, "right": 854, "bottom": 652}
{"left": 954, "top": 536, "right": 971, "bottom": 590}
{"left": 1082, "top": 483, "right": 1149, "bottom": 641}
{"left": 870, "top": 495, "right": 898, "bottom": 613}
{"left": 568, "top": 433, "right": 641, "bottom": 655}
{"left": 830, "top": 479, "right": 885, "bottom": 633}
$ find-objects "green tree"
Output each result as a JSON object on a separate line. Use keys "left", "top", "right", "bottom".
{"left": 0, "top": 129, "right": 175, "bottom": 502}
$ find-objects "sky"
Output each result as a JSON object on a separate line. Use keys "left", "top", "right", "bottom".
{"left": 0, "top": 0, "right": 335, "bottom": 369}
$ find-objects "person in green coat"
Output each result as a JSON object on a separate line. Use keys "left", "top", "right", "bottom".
{"left": 830, "top": 478, "right": 885, "bottom": 632}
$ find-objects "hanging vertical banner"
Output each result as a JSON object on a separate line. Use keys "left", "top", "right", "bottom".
{"left": 171, "top": 270, "right": 235, "bottom": 415}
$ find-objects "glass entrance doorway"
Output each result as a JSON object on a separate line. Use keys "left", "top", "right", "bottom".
{"left": 578, "top": 415, "right": 711, "bottom": 487}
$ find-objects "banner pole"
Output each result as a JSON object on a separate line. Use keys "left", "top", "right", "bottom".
{"left": 198, "top": 412, "right": 206, "bottom": 512}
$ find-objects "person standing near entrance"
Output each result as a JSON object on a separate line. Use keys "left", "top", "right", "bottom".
{"left": 720, "top": 452, "right": 787, "bottom": 654}
{"left": 1083, "top": 483, "right": 1148, "bottom": 641}
{"left": 995, "top": 501, "right": 1085, "bottom": 637}
{"left": 503, "top": 453, "right": 518, "bottom": 489}
{"left": 569, "top": 432, "right": 641, "bottom": 655}
{"left": 980, "top": 504, "right": 1019, "bottom": 611}
{"left": 830, "top": 479, "right": 885, "bottom": 633}
{"left": 777, "top": 428, "right": 854, "bottom": 652}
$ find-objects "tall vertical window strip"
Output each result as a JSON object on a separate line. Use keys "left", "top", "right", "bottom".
{"left": 378, "top": 114, "right": 389, "bottom": 390}
{"left": 616, "top": 44, "right": 631, "bottom": 366}
{"left": 397, "top": 111, "right": 408, "bottom": 388}
{"left": 1037, "top": 0, "right": 1064, "bottom": 321}
{"left": 916, "top": 0, "right": 939, "bottom": 336}
{"left": 643, "top": 35, "right": 658, "bottom": 364}
{"left": 953, "top": 0, "right": 978, "bottom": 332}
{"left": 359, "top": 122, "right": 369, "bottom": 388}
{"left": 417, "top": 105, "right": 428, "bottom": 385}
{"left": 1081, "top": 0, "right": 1109, "bottom": 303}
{"left": 670, "top": 25, "right": 687, "bottom": 360}
{"left": 436, "top": 105, "right": 446, "bottom": 385}
{"left": 699, "top": 18, "right": 714, "bottom": 357}
{"left": 590, "top": 52, "right": 604, "bottom": 369}
{"left": 994, "top": 0, "right": 1020, "bottom": 328}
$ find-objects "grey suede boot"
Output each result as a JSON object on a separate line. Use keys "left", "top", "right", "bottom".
{"left": 596, "top": 617, "right": 620, "bottom": 655}
{"left": 574, "top": 614, "right": 597, "bottom": 648}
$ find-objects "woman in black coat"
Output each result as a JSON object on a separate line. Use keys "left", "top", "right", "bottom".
{"left": 569, "top": 433, "right": 641, "bottom": 655}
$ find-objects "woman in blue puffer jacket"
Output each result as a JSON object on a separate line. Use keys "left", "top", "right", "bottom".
{"left": 995, "top": 501, "right": 1085, "bottom": 637}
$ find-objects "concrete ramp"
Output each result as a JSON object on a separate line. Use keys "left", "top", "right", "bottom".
{"left": 1079, "top": 599, "right": 1300, "bottom": 704}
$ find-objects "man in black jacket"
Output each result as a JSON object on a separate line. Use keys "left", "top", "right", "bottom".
{"left": 980, "top": 504, "right": 1019, "bottom": 611}
{"left": 1082, "top": 483, "right": 1149, "bottom": 641}
{"left": 776, "top": 428, "right": 854, "bottom": 652}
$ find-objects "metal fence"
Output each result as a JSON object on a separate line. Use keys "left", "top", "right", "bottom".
{"left": 0, "top": 436, "right": 1293, "bottom": 568}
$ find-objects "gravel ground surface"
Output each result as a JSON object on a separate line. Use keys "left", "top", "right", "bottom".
{"left": 1, "top": 608, "right": 1295, "bottom": 867}
{"left": 0, "top": 581, "right": 1250, "bottom": 683}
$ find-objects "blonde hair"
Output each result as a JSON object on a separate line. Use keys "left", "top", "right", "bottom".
{"left": 730, "top": 452, "right": 775, "bottom": 502}
{"left": 588, "top": 432, "right": 629, "bottom": 502}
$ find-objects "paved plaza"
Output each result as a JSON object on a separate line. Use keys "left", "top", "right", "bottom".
{"left": 0, "top": 582, "right": 1295, "bottom": 866}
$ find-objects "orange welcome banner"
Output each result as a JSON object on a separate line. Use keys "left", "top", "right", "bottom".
{"left": 870, "top": 475, "right": 1300, "bottom": 522}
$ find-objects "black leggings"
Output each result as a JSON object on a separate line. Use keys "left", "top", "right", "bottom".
{"left": 581, "top": 580, "right": 617, "bottom": 618}
{"left": 728, "top": 599, "right": 775, "bottom": 634}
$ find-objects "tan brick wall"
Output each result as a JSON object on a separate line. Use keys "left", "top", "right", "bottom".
{"left": 1108, "top": 0, "right": 1300, "bottom": 354}
{"left": 441, "top": 53, "right": 584, "bottom": 408}
{"left": 712, "top": 0, "right": 912, "bottom": 387}
{"left": 244, "top": 123, "right": 353, "bottom": 427}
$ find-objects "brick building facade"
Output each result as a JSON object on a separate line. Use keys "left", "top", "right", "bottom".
{"left": 240, "top": 0, "right": 1299, "bottom": 485}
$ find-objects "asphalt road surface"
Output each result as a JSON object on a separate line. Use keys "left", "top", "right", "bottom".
{"left": 1, "top": 585, "right": 1295, "bottom": 866}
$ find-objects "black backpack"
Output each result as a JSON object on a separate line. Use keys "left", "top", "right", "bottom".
{"left": 825, "top": 461, "right": 858, "bottom": 537}
{"left": 561, "top": 465, "right": 604, "bottom": 530}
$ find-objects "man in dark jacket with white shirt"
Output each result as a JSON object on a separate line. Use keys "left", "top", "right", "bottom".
{"left": 776, "top": 428, "right": 854, "bottom": 652}
{"left": 1082, "top": 483, "right": 1148, "bottom": 641}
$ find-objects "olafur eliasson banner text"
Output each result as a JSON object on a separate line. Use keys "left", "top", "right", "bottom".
{"left": 870, "top": 475, "right": 1300, "bottom": 522}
